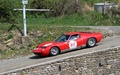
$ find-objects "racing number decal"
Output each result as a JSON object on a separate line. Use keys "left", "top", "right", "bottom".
{"left": 69, "top": 41, "right": 77, "bottom": 49}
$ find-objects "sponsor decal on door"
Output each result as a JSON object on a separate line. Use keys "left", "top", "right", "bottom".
{"left": 69, "top": 41, "right": 77, "bottom": 49}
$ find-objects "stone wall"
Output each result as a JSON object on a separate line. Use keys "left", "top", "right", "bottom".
{"left": 2, "top": 46, "right": 120, "bottom": 75}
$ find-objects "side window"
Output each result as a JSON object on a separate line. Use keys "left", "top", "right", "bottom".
{"left": 69, "top": 34, "right": 79, "bottom": 40}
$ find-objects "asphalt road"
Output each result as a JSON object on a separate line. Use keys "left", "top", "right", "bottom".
{"left": 0, "top": 36, "right": 120, "bottom": 74}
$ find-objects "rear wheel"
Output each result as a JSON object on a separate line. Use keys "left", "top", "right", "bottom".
{"left": 87, "top": 38, "right": 96, "bottom": 47}
{"left": 50, "top": 47, "right": 60, "bottom": 56}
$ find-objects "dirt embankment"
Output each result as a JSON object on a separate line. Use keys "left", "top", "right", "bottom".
{"left": 0, "top": 26, "right": 120, "bottom": 51}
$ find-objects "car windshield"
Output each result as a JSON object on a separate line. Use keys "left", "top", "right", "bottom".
{"left": 54, "top": 34, "right": 70, "bottom": 42}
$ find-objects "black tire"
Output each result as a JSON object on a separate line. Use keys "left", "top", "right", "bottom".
{"left": 87, "top": 38, "right": 96, "bottom": 47}
{"left": 50, "top": 47, "right": 60, "bottom": 56}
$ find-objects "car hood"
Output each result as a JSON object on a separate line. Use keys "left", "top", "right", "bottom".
{"left": 37, "top": 41, "right": 60, "bottom": 47}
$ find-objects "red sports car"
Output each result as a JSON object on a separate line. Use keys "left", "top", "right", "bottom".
{"left": 33, "top": 32, "right": 102, "bottom": 56}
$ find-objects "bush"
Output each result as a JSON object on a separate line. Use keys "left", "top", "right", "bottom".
{"left": 0, "top": 0, "right": 21, "bottom": 23}
{"left": 0, "top": 0, "right": 119, "bottom": 23}
{"left": 30, "top": 0, "right": 83, "bottom": 16}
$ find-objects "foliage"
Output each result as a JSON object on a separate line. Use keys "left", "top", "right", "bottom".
{"left": 0, "top": 0, "right": 20, "bottom": 23}
{"left": 5, "top": 34, "right": 13, "bottom": 41}
{"left": 30, "top": 0, "right": 83, "bottom": 16}
{"left": 0, "top": 0, "right": 119, "bottom": 24}
{"left": 0, "top": 0, "right": 33, "bottom": 23}
{"left": 80, "top": 0, "right": 118, "bottom": 6}
{"left": 0, "top": 0, "right": 119, "bottom": 60}
{"left": 0, "top": 26, "right": 93, "bottom": 60}
{"left": 24, "top": 11, "right": 120, "bottom": 26}
{"left": 0, "top": 24, "right": 114, "bottom": 60}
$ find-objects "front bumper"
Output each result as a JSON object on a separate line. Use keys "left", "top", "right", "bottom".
{"left": 33, "top": 48, "right": 42, "bottom": 53}
{"left": 33, "top": 48, "right": 49, "bottom": 56}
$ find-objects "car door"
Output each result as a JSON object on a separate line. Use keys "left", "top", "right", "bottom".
{"left": 68, "top": 34, "right": 84, "bottom": 49}
{"left": 55, "top": 34, "right": 70, "bottom": 51}
{"left": 68, "top": 34, "right": 79, "bottom": 49}
{"left": 63, "top": 34, "right": 80, "bottom": 50}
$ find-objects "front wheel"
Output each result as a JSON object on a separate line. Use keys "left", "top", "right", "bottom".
{"left": 50, "top": 47, "right": 60, "bottom": 56}
{"left": 87, "top": 38, "right": 96, "bottom": 47}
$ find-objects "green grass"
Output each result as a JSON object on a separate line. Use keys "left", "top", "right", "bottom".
{"left": 0, "top": 26, "right": 99, "bottom": 60}
{"left": 15, "top": 11, "right": 119, "bottom": 26}
{"left": 0, "top": 25, "right": 113, "bottom": 60}
{"left": 0, "top": 48, "right": 31, "bottom": 59}
{"left": 0, "top": 13, "right": 119, "bottom": 60}
{"left": 0, "top": 0, "right": 120, "bottom": 59}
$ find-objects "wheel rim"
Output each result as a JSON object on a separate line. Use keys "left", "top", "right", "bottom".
{"left": 50, "top": 47, "right": 59, "bottom": 55}
{"left": 88, "top": 38, "right": 96, "bottom": 47}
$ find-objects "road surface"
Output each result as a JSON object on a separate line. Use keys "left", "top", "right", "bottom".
{"left": 0, "top": 36, "right": 120, "bottom": 74}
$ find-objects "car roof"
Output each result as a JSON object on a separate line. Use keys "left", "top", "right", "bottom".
{"left": 65, "top": 32, "right": 81, "bottom": 35}
{"left": 65, "top": 32, "right": 93, "bottom": 35}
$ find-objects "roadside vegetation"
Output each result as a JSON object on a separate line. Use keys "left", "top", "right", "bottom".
{"left": 0, "top": 0, "right": 119, "bottom": 25}
{"left": 0, "top": 0, "right": 120, "bottom": 60}
{"left": 0, "top": 26, "right": 96, "bottom": 60}
{"left": 0, "top": 25, "right": 115, "bottom": 60}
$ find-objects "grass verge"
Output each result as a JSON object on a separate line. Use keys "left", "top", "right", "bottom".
{"left": 16, "top": 11, "right": 120, "bottom": 26}
{"left": 0, "top": 26, "right": 101, "bottom": 60}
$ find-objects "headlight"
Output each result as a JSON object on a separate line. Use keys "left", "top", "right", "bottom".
{"left": 34, "top": 48, "right": 38, "bottom": 50}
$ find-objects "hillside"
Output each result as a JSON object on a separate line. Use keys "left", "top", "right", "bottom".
{"left": 0, "top": 0, "right": 119, "bottom": 25}
{"left": 0, "top": 0, "right": 120, "bottom": 60}
{"left": 0, "top": 26, "right": 120, "bottom": 60}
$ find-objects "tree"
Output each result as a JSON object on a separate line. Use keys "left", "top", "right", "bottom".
{"left": 0, "top": 0, "right": 20, "bottom": 23}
